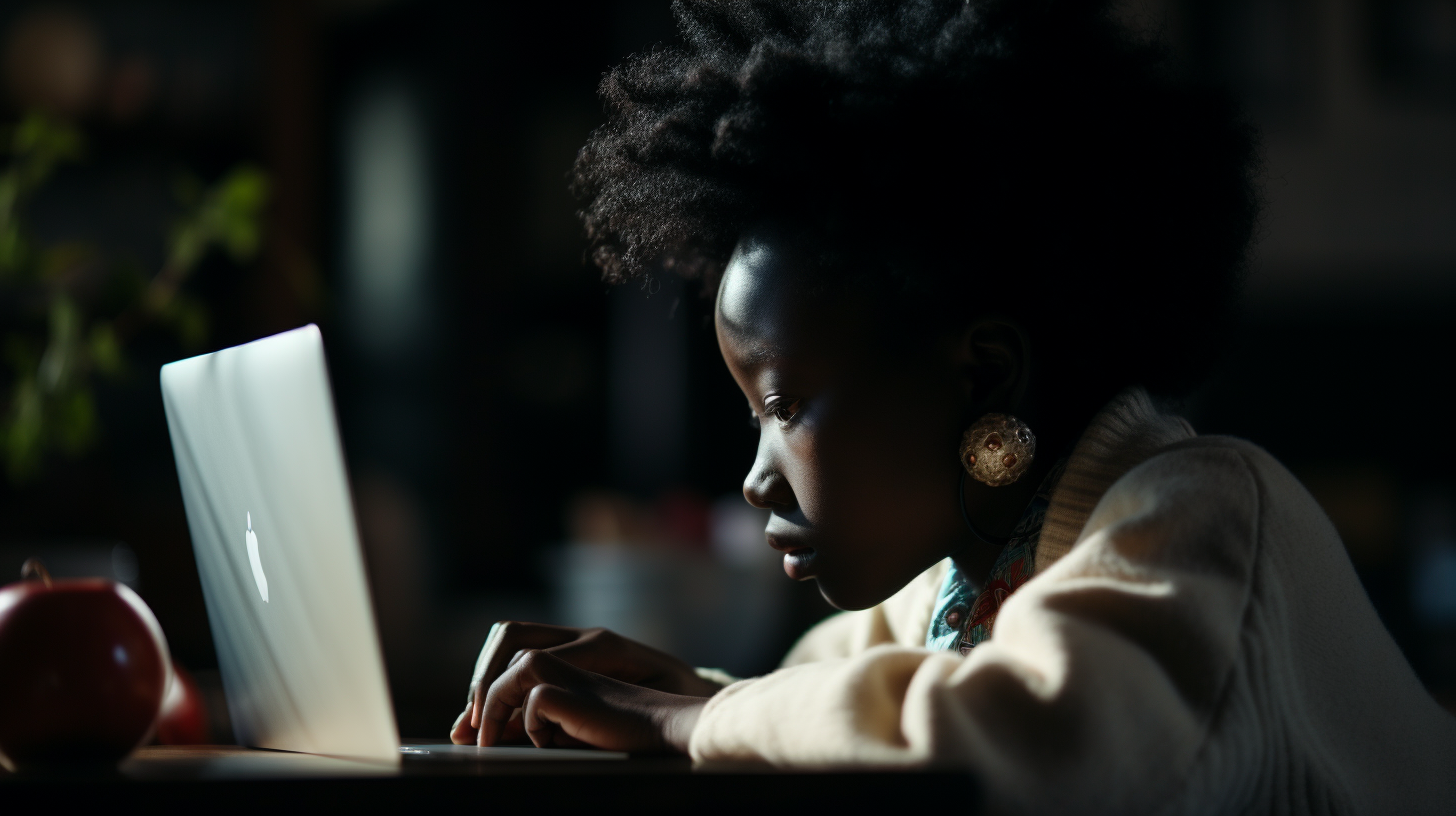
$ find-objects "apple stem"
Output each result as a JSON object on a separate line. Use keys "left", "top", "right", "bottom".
{"left": 21, "top": 557, "right": 53, "bottom": 588}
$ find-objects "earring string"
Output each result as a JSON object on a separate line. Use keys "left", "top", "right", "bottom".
{"left": 959, "top": 469, "right": 1010, "bottom": 548}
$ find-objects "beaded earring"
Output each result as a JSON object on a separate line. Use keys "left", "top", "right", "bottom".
{"left": 959, "top": 413, "right": 1036, "bottom": 487}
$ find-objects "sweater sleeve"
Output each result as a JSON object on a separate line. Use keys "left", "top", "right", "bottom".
{"left": 689, "top": 446, "right": 1260, "bottom": 814}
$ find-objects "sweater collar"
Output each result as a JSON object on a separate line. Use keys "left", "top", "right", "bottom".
{"left": 1033, "top": 387, "right": 1196, "bottom": 574}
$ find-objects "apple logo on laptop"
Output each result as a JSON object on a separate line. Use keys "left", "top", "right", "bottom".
{"left": 246, "top": 512, "right": 269, "bottom": 603}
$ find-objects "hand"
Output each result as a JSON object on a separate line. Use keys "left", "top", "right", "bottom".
{"left": 475, "top": 649, "right": 706, "bottom": 753}
{"left": 450, "top": 622, "right": 722, "bottom": 746}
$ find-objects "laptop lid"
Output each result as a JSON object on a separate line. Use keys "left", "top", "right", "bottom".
{"left": 160, "top": 324, "right": 398, "bottom": 764}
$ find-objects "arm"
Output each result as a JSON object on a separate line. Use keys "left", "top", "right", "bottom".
{"left": 692, "top": 446, "right": 1259, "bottom": 812}
{"left": 460, "top": 534, "right": 947, "bottom": 751}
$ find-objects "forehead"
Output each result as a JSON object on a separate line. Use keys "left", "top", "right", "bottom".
{"left": 715, "top": 231, "right": 834, "bottom": 359}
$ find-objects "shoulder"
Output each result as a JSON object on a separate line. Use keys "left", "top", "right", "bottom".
{"left": 1082, "top": 436, "right": 1261, "bottom": 533}
{"left": 1069, "top": 434, "right": 1332, "bottom": 582}
{"left": 1056, "top": 436, "right": 1266, "bottom": 588}
{"left": 1106, "top": 435, "right": 1324, "bottom": 535}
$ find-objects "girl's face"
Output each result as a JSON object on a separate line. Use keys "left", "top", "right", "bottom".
{"left": 715, "top": 232, "right": 971, "bottom": 610}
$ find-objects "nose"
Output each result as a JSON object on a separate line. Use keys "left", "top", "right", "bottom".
{"left": 743, "top": 433, "right": 794, "bottom": 511}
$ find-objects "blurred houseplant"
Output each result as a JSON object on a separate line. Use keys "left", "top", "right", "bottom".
{"left": 0, "top": 113, "right": 267, "bottom": 483}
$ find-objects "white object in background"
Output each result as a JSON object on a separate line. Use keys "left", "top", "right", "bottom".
{"left": 342, "top": 75, "right": 431, "bottom": 359}
{"left": 710, "top": 495, "right": 772, "bottom": 567}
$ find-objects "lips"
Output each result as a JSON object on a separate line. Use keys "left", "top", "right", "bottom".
{"left": 768, "top": 534, "right": 818, "bottom": 580}
{"left": 781, "top": 548, "right": 818, "bottom": 580}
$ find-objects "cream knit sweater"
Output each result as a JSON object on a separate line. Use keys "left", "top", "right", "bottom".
{"left": 688, "top": 389, "right": 1456, "bottom": 814}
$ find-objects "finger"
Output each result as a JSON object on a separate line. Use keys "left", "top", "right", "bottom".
{"left": 474, "top": 707, "right": 528, "bottom": 745}
{"left": 468, "top": 623, "right": 582, "bottom": 727}
{"left": 450, "top": 701, "right": 477, "bottom": 745}
{"left": 540, "top": 631, "right": 711, "bottom": 694}
{"left": 522, "top": 684, "right": 594, "bottom": 749}
{"left": 536, "top": 631, "right": 641, "bottom": 680}
{"left": 467, "top": 623, "right": 505, "bottom": 729}
{"left": 480, "top": 650, "right": 570, "bottom": 747}
{"left": 475, "top": 622, "right": 585, "bottom": 689}
{"left": 499, "top": 708, "right": 530, "bottom": 745}
{"left": 470, "top": 622, "right": 510, "bottom": 727}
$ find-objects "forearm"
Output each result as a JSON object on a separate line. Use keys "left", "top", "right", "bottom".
{"left": 690, "top": 645, "right": 944, "bottom": 766}
{"left": 686, "top": 576, "right": 1239, "bottom": 812}
{"left": 660, "top": 697, "right": 706, "bottom": 754}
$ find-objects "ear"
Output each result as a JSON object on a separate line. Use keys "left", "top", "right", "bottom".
{"left": 951, "top": 318, "right": 1030, "bottom": 416}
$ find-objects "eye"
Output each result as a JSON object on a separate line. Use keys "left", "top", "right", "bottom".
{"left": 765, "top": 397, "right": 801, "bottom": 427}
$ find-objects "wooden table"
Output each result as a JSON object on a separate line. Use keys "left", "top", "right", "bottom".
{"left": 1, "top": 744, "right": 978, "bottom": 813}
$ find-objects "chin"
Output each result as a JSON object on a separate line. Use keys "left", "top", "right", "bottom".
{"left": 814, "top": 576, "right": 891, "bottom": 612}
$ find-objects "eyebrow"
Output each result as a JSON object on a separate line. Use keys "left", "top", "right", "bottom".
{"left": 720, "top": 319, "right": 783, "bottom": 366}
{"left": 744, "top": 345, "right": 781, "bottom": 365}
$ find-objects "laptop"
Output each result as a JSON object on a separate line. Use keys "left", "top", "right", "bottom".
{"left": 160, "top": 324, "right": 626, "bottom": 765}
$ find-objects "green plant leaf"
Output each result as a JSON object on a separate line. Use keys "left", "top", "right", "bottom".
{"left": 52, "top": 387, "right": 97, "bottom": 455}
{"left": 0, "top": 112, "right": 267, "bottom": 484}
{"left": 38, "top": 295, "right": 83, "bottom": 392}
{"left": 162, "top": 294, "right": 210, "bottom": 351}
{"left": 4, "top": 377, "right": 43, "bottom": 481}
{"left": 0, "top": 222, "right": 26, "bottom": 277}
{"left": 89, "top": 322, "right": 123, "bottom": 378}
{"left": 165, "top": 221, "right": 206, "bottom": 277}
{"left": 165, "top": 166, "right": 269, "bottom": 273}
{"left": 11, "top": 113, "right": 84, "bottom": 179}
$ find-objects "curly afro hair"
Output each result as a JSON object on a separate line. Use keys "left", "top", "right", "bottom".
{"left": 572, "top": 0, "right": 1260, "bottom": 399}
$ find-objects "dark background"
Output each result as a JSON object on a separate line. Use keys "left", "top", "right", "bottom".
{"left": 0, "top": 0, "right": 1452, "bottom": 738}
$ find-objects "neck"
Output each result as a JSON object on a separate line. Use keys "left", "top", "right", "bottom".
{"left": 949, "top": 464, "right": 1039, "bottom": 586}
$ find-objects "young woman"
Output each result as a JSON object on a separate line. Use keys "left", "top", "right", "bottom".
{"left": 451, "top": 1, "right": 1456, "bottom": 811}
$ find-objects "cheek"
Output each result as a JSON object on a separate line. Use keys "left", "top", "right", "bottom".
{"left": 800, "top": 393, "right": 962, "bottom": 541}
{"left": 794, "top": 395, "right": 966, "bottom": 610}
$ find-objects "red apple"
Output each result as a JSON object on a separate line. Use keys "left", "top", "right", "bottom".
{"left": 0, "top": 559, "right": 170, "bottom": 770}
{"left": 154, "top": 662, "right": 210, "bottom": 745}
